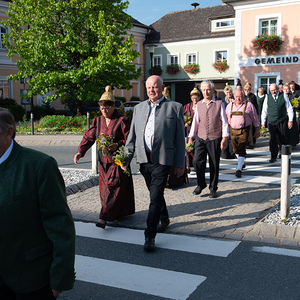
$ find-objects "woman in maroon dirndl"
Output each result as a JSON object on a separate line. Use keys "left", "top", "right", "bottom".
{"left": 183, "top": 87, "right": 201, "bottom": 172}
{"left": 74, "top": 86, "right": 135, "bottom": 228}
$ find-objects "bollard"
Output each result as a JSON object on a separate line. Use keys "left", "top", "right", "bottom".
{"left": 280, "top": 144, "right": 292, "bottom": 221}
{"left": 91, "top": 142, "right": 98, "bottom": 174}
{"left": 30, "top": 112, "right": 34, "bottom": 135}
{"left": 87, "top": 111, "right": 90, "bottom": 129}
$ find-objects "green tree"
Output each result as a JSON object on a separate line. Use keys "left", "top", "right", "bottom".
{"left": 3, "top": 0, "right": 141, "bottom": 115}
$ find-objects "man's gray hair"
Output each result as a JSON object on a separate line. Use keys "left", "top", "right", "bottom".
{"left": 0, "top": 107, "right": 16, "bottom": 139}
{"left": 201, "top": 80, "right": 215, "bottom": 90}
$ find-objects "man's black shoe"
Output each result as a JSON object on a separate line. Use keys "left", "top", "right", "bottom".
{"left": 235, "top": 170, "right": 242, "bottom": 178}
{"left": 209, "top": 191, "right": 218, "bottom": 198}
{"left": 269, "top": 158, "right": 277, "bottom": 163}
{"left": 193, "top": 186, "right": 205, "bottom": 195}
{"left": 157, "top": 219, "right": 170, "bottom": 233}
{"left": 144, "top": 237, "right": 155, "bottom": 252}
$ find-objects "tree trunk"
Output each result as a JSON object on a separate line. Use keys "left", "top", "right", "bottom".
{"left": 77, "top": 99, "right": 84, "bottom": 116}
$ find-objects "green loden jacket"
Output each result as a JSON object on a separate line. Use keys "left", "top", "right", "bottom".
{"left": 0, "top": 141, "right": 75, "bottom": 294}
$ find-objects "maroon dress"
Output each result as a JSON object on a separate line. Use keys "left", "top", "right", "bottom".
{"left": 183, "top": 102, "right": 196, "bottom": 169}
{"left": 77, "top": 110, "right": 135, "bottom": 221}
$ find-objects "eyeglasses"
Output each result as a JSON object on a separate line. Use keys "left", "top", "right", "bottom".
{"left": 100, "top": 106, "right": 113, "bottom": 111}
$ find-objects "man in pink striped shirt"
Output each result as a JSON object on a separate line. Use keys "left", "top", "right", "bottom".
{"left": 225, "top": 90, "right": 260, "bottom": 177}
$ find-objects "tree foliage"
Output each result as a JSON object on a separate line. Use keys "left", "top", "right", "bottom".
{"left": 3, "top": 0, "right": 141, "bottom": 114}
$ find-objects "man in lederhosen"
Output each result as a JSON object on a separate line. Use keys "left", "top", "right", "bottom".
{"left": 226, "top": 89, "right": 260, "bottom": 177}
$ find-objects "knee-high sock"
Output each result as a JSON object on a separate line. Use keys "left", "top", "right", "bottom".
{"left": 237, "top": 156, "right": 245, "bottom": 171}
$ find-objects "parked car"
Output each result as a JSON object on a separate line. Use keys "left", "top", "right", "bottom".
{"left": 115, "top": 99, "right": 124, "bottom": 111}
{"left": 124, "top": 101, "right": 141, "bottom": 112}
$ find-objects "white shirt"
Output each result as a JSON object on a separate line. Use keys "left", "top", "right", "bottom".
{"left": 0, "top": 140, "right": 13, "bottom": 164}
{"left": 261, "top": 92, "right": 294, "bottom": 126}
{"left": 188, "top": 97, "right": 229, "bottom": 139}
{"left": 144, "top": 96, "right": 164, "bottom": 152}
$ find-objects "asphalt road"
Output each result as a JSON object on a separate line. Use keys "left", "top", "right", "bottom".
{"left": 26, "top": 145, "right": 140, "bottom": 173}
{"left": 59, "top": 222, "right": 300, "bottom": 300}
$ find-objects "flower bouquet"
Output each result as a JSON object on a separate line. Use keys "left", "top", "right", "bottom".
{"left": 260, "top": 127, "right": 268, "bottom": 137}
{"left": 113, "top": 145, "right": 130, "bottom": 176}
{"left": 186, "top": 142, "right": 194, "bottom": 152}
{"left": 96, "top": 133, "right": 114, "bottom": 155}
{"left": 184, "top": 115, "right": 192, "bottom": 127}
{"left": 291, "top": 97, "right": 300, "bottom": 109}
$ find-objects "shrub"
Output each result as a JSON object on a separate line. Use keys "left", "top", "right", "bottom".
{"left": 130, "top": 96, "right": 140, "bottom": 101}
{"left": 8, "top": 105, "right": 25, "bottom": 121}
{"left": 0, "top": 98, "right": 17, "bottom": 107}
{"left": 39, "top": 115, "right": 87, "bottom": 131}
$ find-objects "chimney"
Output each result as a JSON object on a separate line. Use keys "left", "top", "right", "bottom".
{"left": 191, "top": 2, "right": 199, "bottom": 9}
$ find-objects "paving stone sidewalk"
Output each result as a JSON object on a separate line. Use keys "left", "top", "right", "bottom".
{"left": 17, "top": 134, "right": 300, "bottom": 247}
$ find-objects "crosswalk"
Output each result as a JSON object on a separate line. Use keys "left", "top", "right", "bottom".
{"left": 74, "top": 221, "right": 239, "bottom": 299}
{"left": 70, "top": 221, "right": 300, "bottom": 300}
{"left": 188, "top": 149, "right": 300, "bottom": 186}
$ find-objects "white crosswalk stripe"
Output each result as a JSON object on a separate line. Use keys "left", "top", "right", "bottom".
{"left": 75, "top": 255, "right": 206, "bottom": 300}
{"left": 252, "top": 246, "right": 300, "bottom": 258}
{"left": 74, "top": 222, "right": 240, "bottom": 299}
{"left": 187, "top": 149, "right": 300, "bottom": 186}
{"left": 75, "top": 221, "right": 240, "bottom": 257}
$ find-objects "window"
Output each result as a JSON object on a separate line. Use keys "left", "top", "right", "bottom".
{"left": 186, "top": 53, "right": 197, "bottom": 65}
{"left": 215, "top": 50, "right": 227, "bottom": 62}
{"left": 0, "top": 80, "right": 10, "bottom": 98}
{"left": 0, "top": 26, "right": 8, "bottom": 49}
{"left": 255, "top": 13, "right": 282, "bottom": 37}
{"left": 153, "top": 55, "right": 162, "bottom": 66}
{"left": 167, "top": 54, "right": 179, "bottom": 65}
{"left": 259, "top": 77, "right": 276, "bottom": 93}
{"left": 211, "top": 18, "right": 235, "bottom": 32}
{"left": 260, "top": 18, "right": 277, "bottom": 35}
{"left": 255, "top": 72, "right": 280, "bottom": 94}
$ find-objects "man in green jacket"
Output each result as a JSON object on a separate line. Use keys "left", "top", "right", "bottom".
{"left": 0, "top": 108, "right": 75, "bottom": 299}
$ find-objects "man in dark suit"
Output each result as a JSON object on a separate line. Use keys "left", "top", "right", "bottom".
{"left": 123, "top": 75, "right": 185, "bottom": 252}
{"left": 261, "top": 83, "right": 294, "bottom": 162}
{"left": 0, "top": 108, "right": 75, "bottom": 299}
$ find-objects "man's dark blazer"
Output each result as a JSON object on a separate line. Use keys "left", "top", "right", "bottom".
{"left": 0, "top": 142, "right": 75, "bottom": 294}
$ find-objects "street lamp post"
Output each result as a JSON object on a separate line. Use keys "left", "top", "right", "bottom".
{"left": 148, "top": 44, "right": 157, "bottom": 75}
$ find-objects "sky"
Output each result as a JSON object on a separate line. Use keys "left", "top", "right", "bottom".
{"left": 125, "top": 0, "right": 223, "bottom": 26}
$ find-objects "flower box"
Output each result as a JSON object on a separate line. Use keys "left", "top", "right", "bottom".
{"left": 183, "top": 63, "right": 200, "bottom": 75}
{"left": 148, "top": 65, "right": 163, "bottom": 76}
{"left": 252, "top": 34, "right": 283, "bottom": 55}
{"left": 212, "top": 61, "right": 229, "bottom": 73}
{"left": 165, "top": 64, "right": 180, "bottom": 75}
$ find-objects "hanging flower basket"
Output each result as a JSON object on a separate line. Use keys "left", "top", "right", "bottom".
{"left": 165, "top": 64, "right": 180, "bottom": 75}
{"left": 148, "top": 65, "right": 163, "bottom": 76}
{"left": 212, "top": 61, "right": 229, "bottom": 73}
{"left": 183, "top": 63, "right": 200, "bottom": 75}
{"left": 252, "top": 34, "right": 284, "bottom": 55}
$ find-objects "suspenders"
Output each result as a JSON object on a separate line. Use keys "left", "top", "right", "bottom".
{"left": 230, "top": 101, "right": 248, "bottom": 128}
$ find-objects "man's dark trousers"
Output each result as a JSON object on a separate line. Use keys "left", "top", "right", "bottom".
{"left": 193, "top": 136, "right": 221, "bottom": 192}
{"left": 140, "top": 162, "right": 171, "bottom": 238}
{"left": 0, "top": 279, "right": 55, "bottom": 300}
{"left": 268, "top": 120, "right": 287, "bottom": 159}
